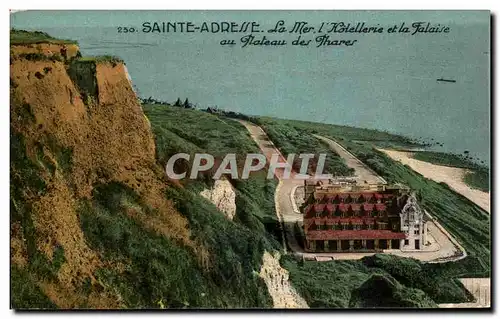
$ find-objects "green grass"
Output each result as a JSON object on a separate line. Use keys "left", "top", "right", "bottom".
{"left": 10, "top": 29, "right": 77, "bottom": 45}
{"left": 11, "top": 110, "right": 280, "bottom": 308}
{"left": 281, "top": 253, "right": 473, "bottom": 308}
{"left": 463, "top": 170, "right": 490, "bottom": 192}
{"left": 145, "top": 104, "right": 259, "bottom": 158}
{"left": 11, "top": 266, "right": 57, "bottom": 309}
{"left": 144, "top": 104, "right": 282, "bottom": 242}
{"left": 349, "top": 273, "right": 437, "bottom": 308}
{"left": 256, "top": 117, "right": 355, "bottom": 176}
{"left": 16, "top": 53, "right": 64, "bottom": 62}
{"left": 256, "top": 116, "right": 421, "bottom": 148}
{"left": 79, "top": 182, "right": 275, "bottom": 308}
{"left": 78, "top": 55, "right": 124, "bottom": 64}
{"left": 412, "top": 151, "right": 485, "bottom": 170}
{"left": 58, "top": 104, "right": 283, "bottom": 308}
{"left": 10, "top": 132, "right": 73, "bottom": 308}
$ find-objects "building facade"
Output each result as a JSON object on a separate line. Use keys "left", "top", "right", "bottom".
{"left": 302, "top": 180, "right": 428, "bottom": 252}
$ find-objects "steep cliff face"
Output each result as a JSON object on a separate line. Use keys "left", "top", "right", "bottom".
{"left": 10, "top": 43, "right": 192, "bottom": 308}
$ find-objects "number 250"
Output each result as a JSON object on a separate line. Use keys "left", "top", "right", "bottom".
{"left": 117, "top": 27, "right": 136, "bottom": 33}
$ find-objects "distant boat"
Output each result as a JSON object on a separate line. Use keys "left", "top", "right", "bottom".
{"left": 437, "top": 78, "right": 456, "bottom": 83}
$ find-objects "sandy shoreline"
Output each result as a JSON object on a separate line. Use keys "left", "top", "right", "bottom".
{"left": 379, "top": 149, "right": 490, "bottom": 213}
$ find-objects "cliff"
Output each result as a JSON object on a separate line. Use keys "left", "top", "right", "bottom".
{"left": 10, "top": 34, "right": 192, "bottom": 308}
{"left": 10, "top": 30, "right": 281, "bottom": 310}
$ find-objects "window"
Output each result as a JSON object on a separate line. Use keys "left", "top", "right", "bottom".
{"left": 316, "top": 223, "right": 321, "bottom": 230}
{"left": 368, "top": 224, "right": 373, "bottom": 230}
{"left": 342, "top": 224, "right": 347, "bottom": 230}
{"left": 414, "top": 230, "right": 420, "bottom": 235}
{"left": 316, "top": 212, "right": 321, "bottom": 218}
{"left": 404, "top": 239, "right": 409, "bottom": 245}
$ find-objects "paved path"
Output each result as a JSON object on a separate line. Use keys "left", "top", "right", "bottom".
{"left": 314, "top": 134, "right": 387, "bottom": 185}
{"left": 235, "top": 120, "right": 311, "bottom": 308}
{"left": 236, "top": 120, "right": 304, "bottom": 253}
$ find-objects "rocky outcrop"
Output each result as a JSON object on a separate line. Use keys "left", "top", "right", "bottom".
{"left": 259, "top": 251, "right": 309, "bottom": 309}
{"left": 200, "top": 179, "right": 236, "bottom": 220}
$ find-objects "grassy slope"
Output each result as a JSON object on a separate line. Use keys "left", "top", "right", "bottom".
{"left": 11, "top": 102, "right": 279, "bottom": 308}
{"left": 80, "top": 104, "right": 284, "bottom": 308}
{"left": 257, "top": 117, "right": 488, "bottom": 307}
{"left": 411, "top": 151, "right": 489, "bottom": 192}
{"left": 281, "top": 254, "right": 471, "bottom": 308}
{"left": 10, "top": 29, "right": 77, "bottom": 44}
{"left": 144, "top": 104, "right": 282, "bottom": 240}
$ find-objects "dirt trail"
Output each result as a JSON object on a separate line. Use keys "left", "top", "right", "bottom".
{"left": 379, "top": 149, "right": 490, "bottom": 213}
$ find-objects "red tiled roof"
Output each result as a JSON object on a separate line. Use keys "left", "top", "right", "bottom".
{"left": 306, "top": 230, "right": 406, "bottom": 240}
{"left": 375, "top": 203, "right": 386, "bottom": 211}
{"left": 351, "top": 204, "right": 361, "bottom": 211}
{"left": 363, "top": 203, "right": 375, "bottom": 211}
{"left": 306, "top": 217, "right": 376, "bottom": 224}
{"left": 374, "top": 193, "right": 384, "bottom": 199}
{"left": 313, "top": 204, "right": 325, "bottom": 213}
{"left": 325, "top": 204, "right": 334, "bottom": 212}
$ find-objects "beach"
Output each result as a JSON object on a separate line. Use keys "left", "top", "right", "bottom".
{"left": 379, "top": 149, "right": 490, "bottom": 213}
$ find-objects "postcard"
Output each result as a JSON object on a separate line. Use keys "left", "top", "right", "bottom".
{"left": 9, "top": 10, "right": 490, "bottom": 310}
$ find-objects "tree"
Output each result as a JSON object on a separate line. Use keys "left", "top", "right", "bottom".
{"left": 183, "top": 98, "right": 190, "bottom": 108}
{"left": 174, "top": 98, "right": 181, "bottom": 107}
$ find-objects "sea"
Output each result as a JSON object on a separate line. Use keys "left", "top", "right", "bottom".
{"left": 10, "top": 10, "right": 491, "bottom": 166}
